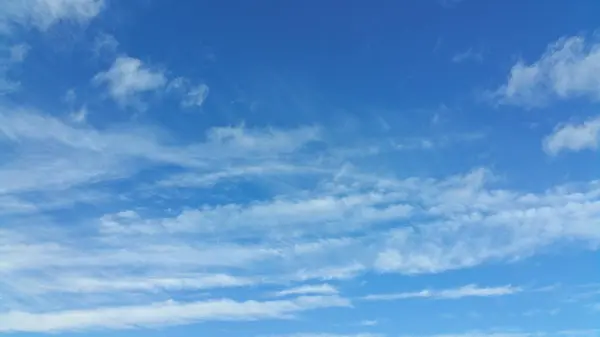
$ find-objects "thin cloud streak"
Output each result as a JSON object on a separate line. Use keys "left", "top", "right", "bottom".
{"left": 362, "top": 285, "right": 522, "bottom": 301}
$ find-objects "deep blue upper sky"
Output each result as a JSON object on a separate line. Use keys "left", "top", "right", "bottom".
{"left": 0, "top": 1, "right": 599, "bottom": 336}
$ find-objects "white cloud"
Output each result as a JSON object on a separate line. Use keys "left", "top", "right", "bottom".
{"left": 543, "top": 116, "right": 600, "bottom": 155}
{"left": 495, "top": 36, "right": 600, "bottom": 106}
{"left": 18, "top": 274, "right": 256, "bottom": 294}
{"left": 156, "top": 163, "right": 318, "bottom": 188}
{"left": 3, "top": 2, "right": 600, "bottom": 333}
{"left": 97, "top": 194, "right": 412, "bottom": 239}
{"left": 0, "top": 107, "right": 321, "bottom": 194}
{"left": 95, "top": 61, "right": 211, "bottom": 109}
{"left": 2, "top": 107, "right": 600, "bottom": 332}
{"left": 275, "top": 284, "right": 338, "bottom": 297}
{"left": 370, "top": 169, "right": 600, "bottom": 274}
{"left": 183, "top": 83, "right": 210, "bottom": 107}
{"left": 168, "top": 77, "right": 210, "bottom": 108}
{"left": 0, "top": 0, "right": 105, "bottom": 33}
{"left": 94, "top": 56, "right": 167, "bottom": 107}
{"left": 363, "top": 285, "right": 521, "bottom": 301}
{"left": 0, "top": 295, "right": 350, "bottom": 333}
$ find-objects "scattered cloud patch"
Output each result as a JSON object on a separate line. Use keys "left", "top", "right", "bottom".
{"left": 94, "top": 56, "right": 167, "bottom": 107}
{"left": 543, "top": 116, "right": 600, "bottom": 155}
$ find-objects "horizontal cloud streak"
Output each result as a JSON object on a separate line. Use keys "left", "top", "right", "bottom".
{"left": 362, "top": 285, "right": 521, "bottom": 301}
{"left": 0, "top": 295, "right": 350, "bottom": 333}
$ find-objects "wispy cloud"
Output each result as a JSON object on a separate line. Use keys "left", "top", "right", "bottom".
{"left": 0, "top": 295, "right": 350, "bottom": 333}
{"left": 17, "top": 274, "right": 256, "bottom": 294}
{"left": 93, "top": 33, "right": 119, "bottom": 57}
{"left": 275, "top": 284, "right": 339, "bottom": 297}
{"left": 94, "top": 56, "right": 167, "bottom": 108}
{"left": 493, "top": 35, "right": 600, "bottom": 107}
{"left": 363, "top": 285, "right": 521, "bottom": 301}
{"left": 452, "top": 48, "right": 484, "bottom": 63}
{"left": 0, "top": 0, "right": 105, "bottom": 34}
{"left": 2, "top": 1, "right": 600, "bottom": 335}
{"left": 167, "top": 77, "right": 210, "bottom": 108}
{"left": 2, "top": 110, "right": 599, "bottom": 325}
{"left": 94, "top": 57, "right": 212, "bottom": 110}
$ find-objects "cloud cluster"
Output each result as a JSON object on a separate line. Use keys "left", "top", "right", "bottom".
{"left": 1, "top": 103, "right": 600, "bottom": 331}
{"left": 493, "top": 34, "right": 600, "bottom": 157}
{"left": 93, "top": 56, "right": 211, "bottom": 109}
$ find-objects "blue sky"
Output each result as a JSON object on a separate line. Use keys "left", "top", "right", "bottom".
{"left": 0, "top": 0, "right": 599, "bottom": 336}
